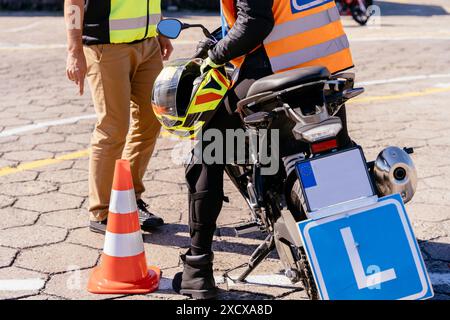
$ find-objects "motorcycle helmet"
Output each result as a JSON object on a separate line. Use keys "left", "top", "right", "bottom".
{"left": 152, "top": 58, "right": 231, "bottom": 139}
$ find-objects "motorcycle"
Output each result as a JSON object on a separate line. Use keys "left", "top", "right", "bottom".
{"left": 155, "top": 19, "right": 418, "bottom": 300}
{"left": 336, "top": 0, "right": 374, "bottom": 26}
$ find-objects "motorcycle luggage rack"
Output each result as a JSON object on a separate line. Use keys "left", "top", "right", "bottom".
{"left": 237, "top": 80, "right": 328, "bottom": 114}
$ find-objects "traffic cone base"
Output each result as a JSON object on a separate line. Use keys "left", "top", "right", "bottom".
{"left": 88, "top": 265, "right": 160, "bottom": 294}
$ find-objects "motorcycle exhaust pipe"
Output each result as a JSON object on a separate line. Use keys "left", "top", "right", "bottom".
{"left": 373, "top": 146, "right": 418, "bottom": 204}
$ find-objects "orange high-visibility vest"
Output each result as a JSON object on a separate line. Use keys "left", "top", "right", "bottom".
{"left": 221, "top": 0, "right": 354, "bottom": 74}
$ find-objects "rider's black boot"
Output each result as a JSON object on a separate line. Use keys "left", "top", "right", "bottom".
{"left": 172, "top": 250, "right": 217, "bottom": 300}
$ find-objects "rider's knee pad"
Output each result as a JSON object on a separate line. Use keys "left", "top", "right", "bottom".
{"left": 188, "top": 190, "right": 224, "bottom": 236}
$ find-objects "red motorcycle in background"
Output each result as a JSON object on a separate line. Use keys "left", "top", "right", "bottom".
{"left": 336, "top": 0, "right": 374, "bottom": 25}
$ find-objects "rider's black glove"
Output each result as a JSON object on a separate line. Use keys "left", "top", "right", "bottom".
{"left": 194, "top": 38, "right": 217, "bottom": 59}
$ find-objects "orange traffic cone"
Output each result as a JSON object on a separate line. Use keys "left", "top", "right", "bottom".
{"left": 87, "top": 159, "right": 160, "bottom": 294}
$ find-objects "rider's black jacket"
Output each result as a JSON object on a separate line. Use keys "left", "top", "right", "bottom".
{"left": 209, "top": 0, "right": 275, "bottom": 65}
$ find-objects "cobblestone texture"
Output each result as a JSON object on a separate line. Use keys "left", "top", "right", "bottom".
{"left": 0, "top": 2, "right": 449, "bottom": 300}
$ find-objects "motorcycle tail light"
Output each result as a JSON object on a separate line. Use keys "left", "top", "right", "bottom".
{"left": 311, "top": 139, "right": 338, "bottom": 154}
{"left": 301, "top": 123, "right": 342, "bottom": 143}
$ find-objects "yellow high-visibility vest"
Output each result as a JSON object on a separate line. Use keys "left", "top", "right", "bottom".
{"left": 109, "top": 0, "right": 161, "bottom": 43}
{"left": 221, "top": 0, "right": 354, "bottom": 74}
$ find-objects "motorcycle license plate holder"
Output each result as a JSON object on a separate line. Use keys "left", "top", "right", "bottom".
{"left": 295, "top": 146, "right": 377, "bottom": 220}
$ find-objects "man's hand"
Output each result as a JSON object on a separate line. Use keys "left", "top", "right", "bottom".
{"left": 66, "top": 49, "right": 87, "bottom": 95}
{"left": 158, "top": 36, "right": 173, "bottom": 61}
{"left": 65, "top": 0, "right": 85, "bottom": 95}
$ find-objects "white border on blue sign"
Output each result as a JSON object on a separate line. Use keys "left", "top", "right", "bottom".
{"left": 298, "top": 195, "right": 434, "bottom": 300}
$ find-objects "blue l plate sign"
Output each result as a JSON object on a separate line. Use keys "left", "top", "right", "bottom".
{"left": 298, "top": 194, "right": 434, "bottom": 300}
{"left": 291, "top": 0, "right": 333, "bottom": 14}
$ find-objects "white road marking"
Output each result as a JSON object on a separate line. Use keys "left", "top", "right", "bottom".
{"left": 0, "top": 40, "right": 198, "bottom": 51}
{"left": 220, "top": 273, "right": 448, "bottom": 289}
{"left": 357, "top": 73, "right": 450, "bottom": 86}
{"left": 158, "top": 275, "right": 298, "bottom": 291}
{"left": 217, "top": 274, "right": 298, "bottom": 288}
{"left": 2, "top": 34, "right": 450, "bottom": 51}
{"left": 159, "top": 274, "right": 298, "bottom": 290}
{"left": 171, "top": 40, "right": 202, "bottom": 45}
{"left": 434, "top": 82, "right": 450, "bottom": 88}
{"left": 1, "top": 272, "right": 446, "bottom": 293}
{"left": 3, "top": 21, "right": 42, "bottom": 33}
{"left": 0, "top": 114, "right": 97, "bottom": 138}
{"left": 350, "top": 36, "right": 450, "bottom": 42}
{"left": 1, "top": 72, "right": 450, "bottom": 139}
{"left": 0, "top": 43, "right": 67, "bottom": 50}
{"left": 159, "top": 272, "right": 448, "bottom": 291}
{"left": 0, "top": 278, "right": 45, "bottom": 291}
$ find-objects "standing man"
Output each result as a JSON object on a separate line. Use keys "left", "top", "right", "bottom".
{"left": 64, "top": 0, "right": 173, "bottom": 234}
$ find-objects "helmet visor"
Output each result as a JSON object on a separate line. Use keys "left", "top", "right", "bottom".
{"left": 152, "top": 59, "right": 202, "bottom": 128}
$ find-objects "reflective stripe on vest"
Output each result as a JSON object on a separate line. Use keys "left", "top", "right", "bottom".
{"left": 220, "top": 0, "right": 353, "bottom": 74}
{"left": 269, "top": 34, "right": 350, "bottom": 72}
{"left": 109, "top": 0, "right": 161, "bottom": 44}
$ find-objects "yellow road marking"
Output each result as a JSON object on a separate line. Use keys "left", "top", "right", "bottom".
{"left": 0, "top": 149, "right": 90, "bottom": 177}
{"left": 1, "top": 86, "right": 450, "bottom": 177}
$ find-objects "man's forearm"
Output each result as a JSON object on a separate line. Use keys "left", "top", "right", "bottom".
{"left": 64, "top": 0, "right": 84, "bottom": 53}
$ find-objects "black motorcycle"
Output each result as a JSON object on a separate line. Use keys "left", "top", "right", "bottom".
{"left": 156, "top": 19, "right": 418, "bottom": 300}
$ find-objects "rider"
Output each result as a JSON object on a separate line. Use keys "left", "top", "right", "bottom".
{"left": 173, "top": 0, "right": 354, "bottom": 299}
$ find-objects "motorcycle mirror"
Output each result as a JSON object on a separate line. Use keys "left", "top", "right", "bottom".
{"left": 157, "top": 19, "right": 214, "bottom": 40}
{"left": 157, "top": 19, "right": 184, "bottom": 39}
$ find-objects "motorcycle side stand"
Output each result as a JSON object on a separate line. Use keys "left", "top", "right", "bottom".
{"left": 222, "top": 234, "right": 275, "bottom": 286}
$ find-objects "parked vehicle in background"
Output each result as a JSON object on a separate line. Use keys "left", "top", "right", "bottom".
{"left": 336, "top": 0, "right": 374, "bottom": 25}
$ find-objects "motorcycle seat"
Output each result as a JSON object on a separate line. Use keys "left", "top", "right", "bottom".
{"left": 246, "top": 66, "right": 331, "bottom": 98}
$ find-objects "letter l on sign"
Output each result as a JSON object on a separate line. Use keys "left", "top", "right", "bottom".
{"left": 340, "top": 227, "right": 397, "bottom": 289}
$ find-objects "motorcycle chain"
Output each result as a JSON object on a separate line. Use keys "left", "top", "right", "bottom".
{"left": 298, "top": 247, "right": 320, "bottom": 300}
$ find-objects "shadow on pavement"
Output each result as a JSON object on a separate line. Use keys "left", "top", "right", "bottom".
{"left": 420, "top": 240, "right": 450, "bottom": 264}
{"left": 143, "top": 223, "right": 278, "bottom": 258}
{"left": 156, "top": 275, "right": 276, "bottom": 299}
{"left": 419, "top": 240, "right": 450, "bottom": 298}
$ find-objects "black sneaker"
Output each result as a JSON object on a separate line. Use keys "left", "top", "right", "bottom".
{"left": 89, "top": 219, "right": 108, "bottom": 235}
{"left": 136, "top": 199, "right": 164, "bottom": 231}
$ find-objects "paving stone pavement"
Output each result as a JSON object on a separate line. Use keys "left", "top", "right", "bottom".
{"left": 0, "top": 1, "right": 449, "bottom": 300}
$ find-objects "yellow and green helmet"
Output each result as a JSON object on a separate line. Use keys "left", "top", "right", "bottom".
{"left": 152, "top": 58, "right": 231, "bottom": 139}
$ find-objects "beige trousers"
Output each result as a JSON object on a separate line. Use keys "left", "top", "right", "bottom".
{"left": 84, "top": 37, "right": 163, "bottom": 221}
